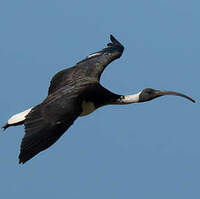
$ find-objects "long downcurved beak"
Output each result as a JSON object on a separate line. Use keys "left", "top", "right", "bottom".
{"left": 155, "top": 90, "right": 195, "bottom": 103}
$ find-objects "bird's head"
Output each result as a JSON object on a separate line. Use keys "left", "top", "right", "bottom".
{"left": 139, "top": 88, "right": 195, "bottom": 103}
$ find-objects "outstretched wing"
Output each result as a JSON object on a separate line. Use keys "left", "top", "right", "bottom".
{"left": 19, "top": 89, "right": 82, "bottom": 163}
{"left": 48, "top": 35, "right": 124, "bottom": 95}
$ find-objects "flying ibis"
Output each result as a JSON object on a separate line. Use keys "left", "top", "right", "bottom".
{"left": 2, "top": 35, "right": 195, "bottom": 163}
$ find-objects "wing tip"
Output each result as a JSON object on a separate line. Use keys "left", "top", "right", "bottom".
{"left": 18, "top": 150, "right": 35, "bottom": 164}
{"left": 110, "top": 34, "right": 117, "bottom": 43}
{"left": 108, "top": 34, "right": 124, "bottom": 48}
{"left": 18, "top": 159, "right": 24, "bottom": 164}
{"left": 18, "top": 152, "right": 30, "bottom": 164}
{"left": 77, "top": 34, "right": 124, "bottom": 65}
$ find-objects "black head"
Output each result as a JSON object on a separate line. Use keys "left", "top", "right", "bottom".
{"left": 139, "top": 88, "right": 195, "bottom": 103}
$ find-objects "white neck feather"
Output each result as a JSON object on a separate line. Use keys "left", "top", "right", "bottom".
{"left": 116, "top": 91, "right": 141, "bottom": 104}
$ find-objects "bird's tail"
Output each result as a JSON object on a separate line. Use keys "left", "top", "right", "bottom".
{"left": 2, "top": 107, "right": 33, "bottom": 130}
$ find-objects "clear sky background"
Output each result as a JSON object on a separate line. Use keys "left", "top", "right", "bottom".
{"left": 0, "top": 1, "right": 199, "bottom": 198}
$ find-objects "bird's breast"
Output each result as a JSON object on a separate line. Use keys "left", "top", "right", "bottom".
{"left": 79, "top": 101, "right": 96, "bottom": 116}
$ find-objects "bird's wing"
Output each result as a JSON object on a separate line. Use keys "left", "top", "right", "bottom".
{"left": 48, "top": 66, "right": 78, "bottom": 95}
{"left": 48, "top": 35, "right": 124, "bottom": 95}
{"left": 19, "top": 88, "right": 82, "bottom": 164}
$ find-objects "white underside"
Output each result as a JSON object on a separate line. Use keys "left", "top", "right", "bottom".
{"left": 7, "top": 107, "right": 33, "bottom": 125}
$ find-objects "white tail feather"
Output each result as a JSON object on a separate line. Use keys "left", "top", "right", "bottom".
{"left": 7, "top": 107, "right": 33, "bottom": 125}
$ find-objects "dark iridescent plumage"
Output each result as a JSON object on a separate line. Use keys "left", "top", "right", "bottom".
{"left": 3, "top": 35, "right": 194, "bottom": 164}
{"left": 19, "top": 35, "right": 124, "bottom": 163}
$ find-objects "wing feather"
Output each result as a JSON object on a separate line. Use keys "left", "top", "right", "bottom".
{"left": 48, "top": 35, "right": 124, "bottom": 95}
{"left": 19, "top": 92, "right": 82, "bottom": 163}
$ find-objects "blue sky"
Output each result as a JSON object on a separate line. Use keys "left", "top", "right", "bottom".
{"left": 0, "top": 0, "right": 199, "bottom": 198}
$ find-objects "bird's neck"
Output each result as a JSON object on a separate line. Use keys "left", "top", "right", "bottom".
{"left": 112, "top": 92, "right": 141, "bottom": 104}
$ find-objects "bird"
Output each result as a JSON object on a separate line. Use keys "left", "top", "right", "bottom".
{"left": 2, "top": 35, "right": 195, "bottom": 164}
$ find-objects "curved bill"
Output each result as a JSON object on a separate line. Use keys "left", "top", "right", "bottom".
{"left": 155, "top": 90, "right": 195, "bottom": 103}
